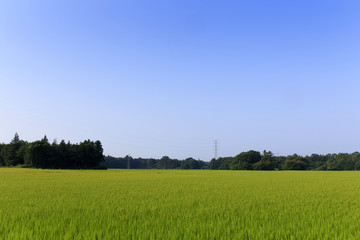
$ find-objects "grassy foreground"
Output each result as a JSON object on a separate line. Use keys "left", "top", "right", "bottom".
{"left": 1, "top": 169, "right": 360, "bottom": 239}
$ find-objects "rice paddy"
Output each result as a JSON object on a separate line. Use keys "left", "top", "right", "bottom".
{"left": 1, "top": 168, "right": 360, "bottom": 239}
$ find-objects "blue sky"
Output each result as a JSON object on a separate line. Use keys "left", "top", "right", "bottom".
{"left": 1, "top": 0, "right": 360, "bottom": 160}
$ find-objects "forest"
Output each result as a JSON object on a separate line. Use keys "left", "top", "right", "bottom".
{"left": 208, "top": 150, "right": 360, "bottom": 170}
{"left": 103, "top": 155, "right": 207, "bottom": 169}
{"left": 1, "top": 133, "right": 360, "bottom": 170}
{"left": 0, "top": 133, "right": 105, "bottom": 169}
{"left": 103, "top": 150, "right": 360, "bottom": 171}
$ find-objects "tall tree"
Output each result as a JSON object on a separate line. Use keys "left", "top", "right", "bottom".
{"left": 3, "top": 133, "right": 24, "bottom": 166}
{"left": 11, "top": 133, "right": 20, "bottom": 145}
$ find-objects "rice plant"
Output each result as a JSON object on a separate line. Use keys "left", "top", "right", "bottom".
{"left": 1, "top": 169, "right": 360, "bottom": 239}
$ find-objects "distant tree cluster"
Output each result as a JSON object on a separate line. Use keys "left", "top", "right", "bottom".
{"left": 209, "top": 150, "right": 360, "bottom": 171}
{"left": 2, "top": 133, "right": 359, "bottom": 171}
{"left": 102, "top": 156, "right": 207, "bottom": 169}
{"left": 103, "top": 150, "right": 360, "bottom": 171}
{"left": 0, "top": 133, "right": 105, "bottom": 169}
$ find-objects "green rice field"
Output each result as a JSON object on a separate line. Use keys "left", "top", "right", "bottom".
{"left": 1, "top": 168, "right": 360, "bottom": 239}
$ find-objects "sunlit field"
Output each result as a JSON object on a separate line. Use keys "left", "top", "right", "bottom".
{"left": 1, "top": 169, "right": 360, "bottom": 239}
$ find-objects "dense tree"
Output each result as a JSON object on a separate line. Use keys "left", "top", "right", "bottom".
{"left": 2, "top": 133, "right": 26, "bottom": 166}
{"left": 102, "top": 156, "right": 206, "bottom": 169}
{"left": 326, "top": 153, "right": 355, "bottom": 171}
{"left": 98, "top": 151, "right": 360, "bottom": 171}
{"left": 0, "top": 133, "right": 104, "bottom": 169}
{"left": 202, "top": 151, "right": 360, "bottom": 171}
{"left": 209, "top": 157, "right": 233, "bottom": 170}
{"left": 306, "top": 154, "right": 328, "bottom": 170}
{"left": 231, "top": 150, "right": 261, "bottom": 170}
{"left": 2, "top": 133, "right": 360, "bottom": 171}
{"left": 274, "top": 156, "right": 286, "bottom": 170}
{"left": 146, "top": 158, "right": 157, "bottom": 169}
{"left": 0, "top": 144, "right": 4, "bottom": 166}
{"left": 158, "top": 156, "right": 168, "bottom": 169}
{"left": 209, "top": 158, "right": 219, "bottom": 170}
{"left": 351, "top": 152, "right": 360, "bottom": 171}
{"left": 103, "top": 156, "right": 128, "bottom": 168}
{"left": 253, "top": 150, "right": 276, "bottom": 170}
{"left": 181, "top": 158, "right": 200, "bottom": 169}
{"left": 284, "top": 154, "right": 309, "bottom": 170}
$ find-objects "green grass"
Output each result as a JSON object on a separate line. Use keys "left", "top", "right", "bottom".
{"left": 1, "top": 169, "right": 360, "bottom": 239}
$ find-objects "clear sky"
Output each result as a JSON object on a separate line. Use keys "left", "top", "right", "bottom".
{"left": 1, "top": 0, "right": 360, "bottom": 160}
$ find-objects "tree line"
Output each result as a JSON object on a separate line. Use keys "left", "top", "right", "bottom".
{"left": 2, "top": 133, "right": 360, "bottom": 170}
{"left": 102, "top": 155, "right": 207, "bottom": 169}
{"left": 103, "top": 150, "right": 360, "bottom": 171}
{"left": 209, "top": 150, "right": 360, "bottom": 170}
{"left": 0, "top": 133, "right": 105, "bottom": 169}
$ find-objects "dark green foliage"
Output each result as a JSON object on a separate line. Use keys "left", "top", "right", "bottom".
{"left": 2, "top": 144, "right": 18, "bottom": 166}
{"left": 209, "top": 158, "right": 219, "bottom": 170}
{"left": 146, "top": 158, "right": 157, "bottom": 169}
{"left": 209, "top": 150, "right": 360, "bottom": 171}
{"left": 306, "top": 154, "right": 328, "bottom": 170}
{"left": 351, "top": 152, "right": 360, "bottom": 171}
{"left": 181, "top": 158, "right": 200, "bottom": 169}
{"left": 325, "top": 153, "right": 355, "bottom": 171}
{"left": 2, "top": 133, "right": 26, "bottom": 166}
{"left": 0, "top": 133, "right": 104, "bottom": 169}
{"left": 284, "top": 154, "right": 309, "bottom": 170}
{"left": 25, "top": 140, "right": 52, "bottom": 168}
{"left": 231, "top": 150, "right": 261, "bottom": 170}
{"left": 2, "top": 133, "right": 360, "bottom": 171}
{"left": 101, "top": 156, "right": 207, "bottom": 169}
{"left": 0, "top": 144, "right": 4, "bottom": 166}
{"left": 253, "top": 151, "right": 276, "bottom": 170}
{"left": 273, "top": 156, "right": 286, "bottom": 170}
{"left": 11, "top": 133, "right": 20, "bottom": 145}
{"left": 103, "top": 156, "right": 128, "bottom": 168}
{"left": 209, "top": 157, "right": 233, "bottom": 170}
{"left": 158, "top": 156, "right": 181, "bottom": 169}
